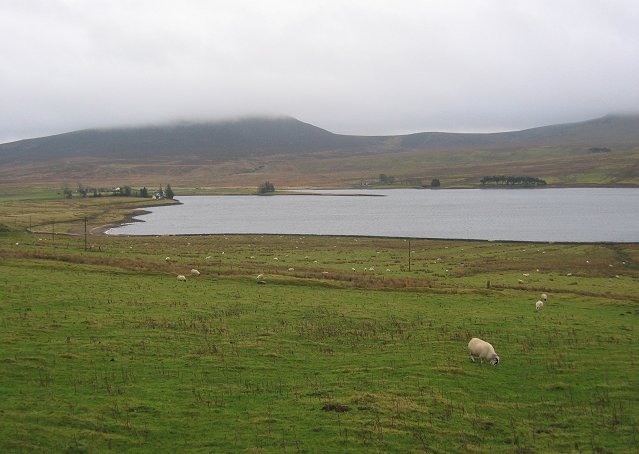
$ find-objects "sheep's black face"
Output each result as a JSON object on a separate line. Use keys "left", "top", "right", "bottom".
{"left": 491, "top": 356, "right": 500, "bottom": 366}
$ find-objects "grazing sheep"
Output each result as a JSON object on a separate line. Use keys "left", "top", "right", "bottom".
{"left": 165, "top": 257, "right": 171, "bottom": 262}
{"left": 536, "top": 300, "right": 544, "bottom": 311}
{"left": 468, "top": 338, "right": 500, "bottom": 366}
{"left": 540, "top": 293, "right": 547, "bottom": 302}
{"left": 176, "top": 275, "right": 186, "bottom": 282}
{"left": 190, "top": 269, "right": 200, "bottom": 276}
{"left": 256, "top": 273, "right": 264, "bottom": 280}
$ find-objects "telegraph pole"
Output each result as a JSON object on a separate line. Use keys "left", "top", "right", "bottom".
{"left": 84, "top": 217, "right": 88, "bottom": 251}
{"left": 408, "top": 239, "right": 411, "bottom": 272}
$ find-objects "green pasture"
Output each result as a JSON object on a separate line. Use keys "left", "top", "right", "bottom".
{"left": 1, "top": 226, "right": 638, "bottom": 453}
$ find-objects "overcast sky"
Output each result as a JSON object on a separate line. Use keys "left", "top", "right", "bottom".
{"left": 1, "top": 0, "right": 638, "bottom": 143}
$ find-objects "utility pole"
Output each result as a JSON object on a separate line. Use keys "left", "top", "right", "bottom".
{"left": 84, "top": 217, "right": 88, "bottom": 251}
{"left": 408, "top": 239, "right": 411, "bottom": 272}
{"left": 52, "top": 220, "right": 55, "bottom": 243}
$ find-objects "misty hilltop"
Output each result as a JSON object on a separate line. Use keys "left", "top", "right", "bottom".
{"left": 0, "top": 117, "right": 378, "bottom": 162}
{"left": 1, "top": 114, "right": 638, "bottom": 188}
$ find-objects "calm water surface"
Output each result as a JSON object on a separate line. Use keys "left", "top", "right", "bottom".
{"left": 107, "top": 188, "right": 639, "bottom": 242}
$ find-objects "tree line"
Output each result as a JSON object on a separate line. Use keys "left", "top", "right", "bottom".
{"left": 63, "top": 184, "right": 175, "bottom": 199}
{"left": 480, "top": 176, "right": 547, "bottom": 186}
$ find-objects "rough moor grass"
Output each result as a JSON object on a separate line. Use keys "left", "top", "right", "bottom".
{"left": 0, "top": 229, "right": 637, "bottom": 453}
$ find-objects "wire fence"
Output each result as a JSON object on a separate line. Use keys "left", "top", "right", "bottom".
{"left": 4, "top": 216, "right": 92, "bottom": 249}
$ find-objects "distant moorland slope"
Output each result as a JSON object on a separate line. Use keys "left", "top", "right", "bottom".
{"left": 1, "top": 114, "right": 638, "bottom": 189}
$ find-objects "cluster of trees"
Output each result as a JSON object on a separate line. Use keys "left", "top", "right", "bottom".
{"left": 589, "top": 147, "right": 611, "bottom": 153}
{"left": 258, "top": 181, "right": 275, "bottom": 194}
{"left": 378, "top": 174, "right": 396, "bottom": 185}
{"left": 480, "top": 176, "right": 547, "bottom": 186}
{"left": 155, "top": 185, "right": 175, "bottom": 199}
{"left": 63, "top": 184, "right": 174, "bottom": 199}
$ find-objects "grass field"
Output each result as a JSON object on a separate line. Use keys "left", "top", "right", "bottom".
{"left": 0, "top": 196, "right": 638, "bottom": 453}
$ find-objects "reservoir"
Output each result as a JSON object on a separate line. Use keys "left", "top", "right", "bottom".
{"left": 106, "top": 188, "right": 639, "bottom": 242}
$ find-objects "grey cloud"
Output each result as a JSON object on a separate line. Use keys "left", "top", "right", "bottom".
{"left": 1, "top": 0, "right": 638, "bottom": 143}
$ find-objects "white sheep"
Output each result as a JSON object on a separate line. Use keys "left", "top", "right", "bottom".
{"left": 468, "top": 337, "right": 500, "bottom": 366}
{"left": 535, "top": 300, "right": 544, "bottom": 311}
{"left": 190, "top": 269, "right": 200, "bottom": 276}
{"left": 176, "top": 275, "right": 186, "bottom": 282}
{"left": 165, "top": 257, "right": 171, "bottom": 262}
{"left": 256, "top": 273, "right": 264, "bottom": 280}
{"left": 288, "top": 267, "right": 295, "bottom": 271}
{"left": 540, "top": 293, "right": 548, "bottom": 302}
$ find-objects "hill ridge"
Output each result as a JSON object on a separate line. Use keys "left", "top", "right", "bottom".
{"left": 2, "top": 113, "right": 639, "bottom": 163}
{"left": 1, "top": 114, "right": 639, "bottom": 188}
